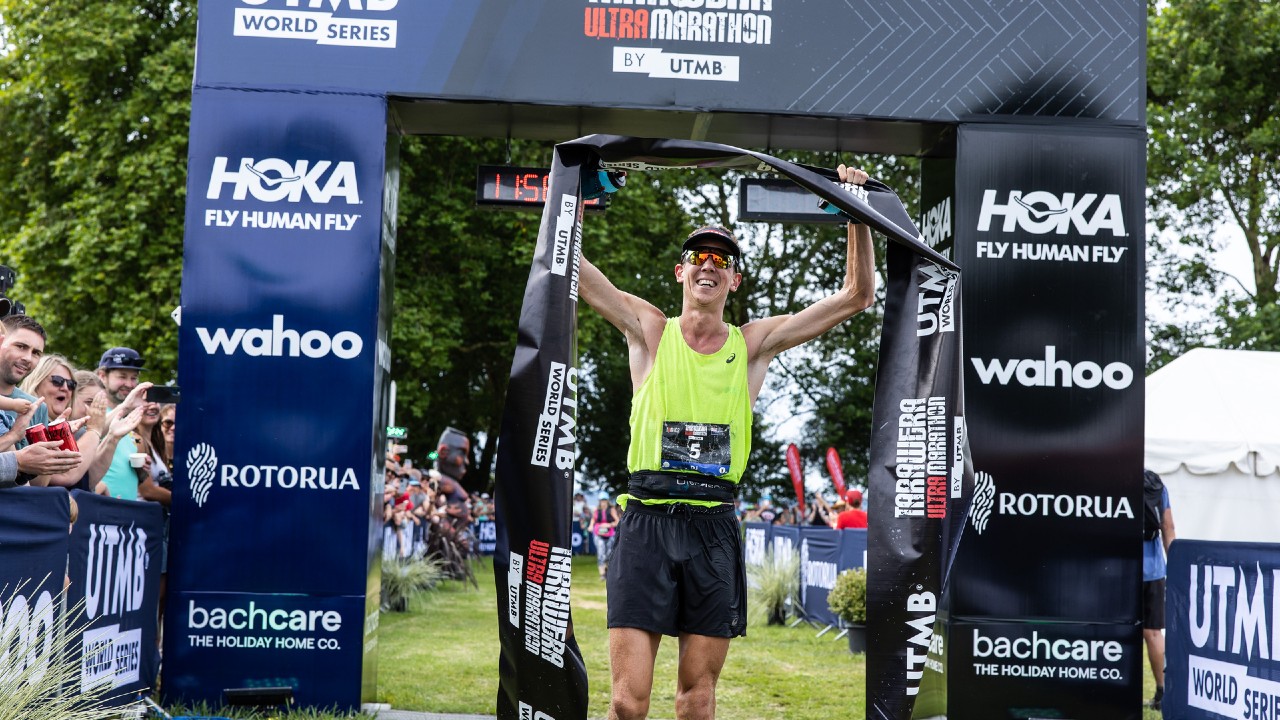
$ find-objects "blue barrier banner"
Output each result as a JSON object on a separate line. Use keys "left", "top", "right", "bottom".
{"left": 839, "top": 528, "right": 868, "bottom": 571}
{"left": 770, "top": 525, "right": 799, "bottom": 562}
{"left": 1166, "top": 540, "right": 1280, "bottom": 720}
{"left": 743, "top": 522, "right": 770, "bottom": 569}
{"left": 65, "top": 491, "right": 165, "bottom": 705}
{"left": 474, "top": 520, "right": 497, "bottom": 556}
{"left": 799, "top": 527, "right": 840, "bottom": 627}
{"left": 166, "top": 86, "right": 392, "bottom": 710}
{"left": 0, "top": 487, "right": 70, "bottom": 687}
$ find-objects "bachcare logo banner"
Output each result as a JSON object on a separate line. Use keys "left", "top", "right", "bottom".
{"left": 493, "top": 135, "right": 958, "bottom": 720}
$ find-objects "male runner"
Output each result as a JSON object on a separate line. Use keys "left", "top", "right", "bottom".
{"left": 579, "top": 164, "right": 874, "bottom": 720}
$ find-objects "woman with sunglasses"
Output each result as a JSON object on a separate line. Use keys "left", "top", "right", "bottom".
{"left": 20, "top": 354, "right": 98, "bottom": 488}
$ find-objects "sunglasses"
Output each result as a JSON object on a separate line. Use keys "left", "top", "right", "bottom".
{"left": 162, "top": 420, "right": 175, "bottom": 429}
{"left": 49, "top": 375, "right": 77, "bottom": 391}
{"left": 683, "top": 249, "right": 735, "bottom": 270}
{"left": 107, "top": 354, "right": 144, "bottom": 368}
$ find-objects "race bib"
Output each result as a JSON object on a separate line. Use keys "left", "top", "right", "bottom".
{"left": 660, "top": 421, "right": 731, "bottom": 477}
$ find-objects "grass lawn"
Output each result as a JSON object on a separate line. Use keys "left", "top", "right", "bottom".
{"left": 377, "top": 554, "right": 861, "bottom": 720}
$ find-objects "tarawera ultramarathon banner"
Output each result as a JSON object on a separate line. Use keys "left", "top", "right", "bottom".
{"left": 492, "top": 135, "right": 967, "bottom": 720}
{"left": 867, "top": 209, "right": 975, "bottom": 719}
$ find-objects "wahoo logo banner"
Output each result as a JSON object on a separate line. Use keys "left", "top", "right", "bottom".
{"left": 867, "top": 220, "right": 974, "bottom": 716}
{"left": 1166, "top": 540, "right": 1280, "bottom": 720}
{"left": 65, "top": 491, "right": 164, "bottom": 704}
{"left": 493, "top": 134, "right": 958, "bottom": 719}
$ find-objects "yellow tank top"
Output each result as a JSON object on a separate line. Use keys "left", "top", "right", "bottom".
{"left": 622, "top": 318, "right": 753, "bottom": 507}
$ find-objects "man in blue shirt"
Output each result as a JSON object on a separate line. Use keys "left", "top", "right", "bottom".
{"left": 1143, "top": 470, "right": 1176, "bottom": 712}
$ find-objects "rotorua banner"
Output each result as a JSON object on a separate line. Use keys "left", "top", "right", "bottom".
{"left": 491, "top": 134, "right": 963, "bottom": 719}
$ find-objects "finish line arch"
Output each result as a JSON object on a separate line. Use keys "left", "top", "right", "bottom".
{"left": 168, "top": 3, "right": 1146, "bottom": 718}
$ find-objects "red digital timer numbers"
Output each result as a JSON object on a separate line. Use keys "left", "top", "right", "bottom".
{"left": 476, "top": 165, "right": 604, "bottom": 210}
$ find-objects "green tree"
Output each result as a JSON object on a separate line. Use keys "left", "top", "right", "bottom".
{"left": 1147, "top": 0, "right": 1280, "bottom": 366}
{"left": 0, "top": 0, "right": 195, "bottom": 377}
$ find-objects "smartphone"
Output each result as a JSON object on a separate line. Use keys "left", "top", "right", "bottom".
{"left": 145, "top": 385, "right": 182, "bottom": 404}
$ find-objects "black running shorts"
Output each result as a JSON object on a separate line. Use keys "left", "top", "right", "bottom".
{"left": 606, "top": 502, "right": 747, "bottom": 638}
{"left": 1142, "top": 578, "right": 1165, "bottom": 630}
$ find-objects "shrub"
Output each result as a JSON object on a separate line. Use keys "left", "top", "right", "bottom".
{"left": 747, "top": 547, "right": 800, "bottom": 626}
{"left": 0, "top": 584, "right": 118, "bottom": 720}
{"left": 381, "top": 556, "right": 445, "bottom": 612}
{"left": 827, "top": 567, "right": 867, "bottom": 625}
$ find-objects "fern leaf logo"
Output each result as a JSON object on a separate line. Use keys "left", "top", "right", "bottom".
{"left": 187, "top": 442, "right": 218, "bottom": 508}
{"left": 970, "top": 471, "right": 996, "bottom": 535}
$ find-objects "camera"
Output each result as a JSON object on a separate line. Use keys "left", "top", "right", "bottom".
{"left": 0, "top": 266, "right": 25, "bottom": 317}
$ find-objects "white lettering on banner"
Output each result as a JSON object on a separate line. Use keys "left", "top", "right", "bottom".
{"left": 916, "top": 264, "right": 958, "bottom": 337}
{"left": 972, "top": 628, "right": 1124, "bottom": 663}
{"left": 507, "top": 553, "right": 524, "bottom": 628}
{"left": 552, "top": 195, "right": 577, "bottom": 278}
{"left": 970, "top": 346, "right": 1134, "bottom": 390}
{"left": 519, "top": 701, "right": 558, "bottom": 720}
{"left": 84, "top": 525, "right": 148, "bottom": 620}
{"left": 0, "top": 590, "right": 55, "bottom": 685}
{"left": 893, "top": 397, "right": 947, "bottom": 519}
{"left": 1188, "top": 563, "right": 1280, "bottom": 661}
{"left": 183, "top": 443, "right": 360, "bottom": 508}
{"left": 612, "top": 47, "right": 740, "bottom": 81}
{"left": 975, "top": 240, "right": 1127, "bottom": 263}
{"left": 188, "top": 599, "right": 342, "bottom": 632}
{"left": 203, "top": 208, "right": 361, "bottom": 231}
{"left": 520, "top": 542, "right": 572, "bottom": 668}
{"left": 1187, "top": 654, "right": 1280, "bottom": 719}
{"left": 207, "top": 157, "right": 361, "bottom": 205}
{"left": 977, "top": 189, "right": 1127, "bottom": 237}
{"left": 195, "top": 315, "right": 364, "bottom": 360}
{"left": 950, "top": 417, "right": 965, "bottom": 499}
{"left": 921, "top": 197, "right": 952, "bottom": 248}
{"left": 744, "top": 527, "right": 766, "bottom": 566}
{"left": 904, "top": 591, "right": 936, "bottom": 696}
{"left": 234, "top": 0, "right": 398, "bottom": 49}
{"left": 80, "top": 625, "right": 141, "bottom": 691}
{"left": 802, "top": 552, "right": 837, "bottom": 591}
{"left": 531, "top": 362, "right": 576, "bottom": 468}
{"left": 997, "top": 492, "right": 1134, "bottom": 520}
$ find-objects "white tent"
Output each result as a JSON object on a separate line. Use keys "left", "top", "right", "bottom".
{"left": 1145, "top": 348, "right": 1280, "bottom": 542}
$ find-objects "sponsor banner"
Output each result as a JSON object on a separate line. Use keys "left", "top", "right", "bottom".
{"left": 474, "top": 519, "right": 498, "bottom": 555}
{"left": 194, "top": 1, "right": 1143, "bottom": 125}
{"left": 947, "top": 620, "right": 1142, "bottom": 720}
{"left": 771, "top": 525, "right": 799, "bottom": 563}
{"left": 785, "top": 444, "right": 805, "bottom": 516}
{"left": 0, "top": 488, "right": 71, "bottom": 692}
{"left": 164, "top": 591, "right": 367, "bottom": 707}
{"left": 950, "top": 125, "right": 1145, "bottom": 625}
{"left": 743, "top": 522, "right": 770, "bottom": 569}
{"left": 1166, "top": 540, "right": 1280, "bottom": 720}
{"left": 839, "top": 528, "right": 868, "bottom": 572}
{"left": 64, "top": 492, "right": 165, "bottom": 704}
{"left": 799, "top": 527, "right": 840, "bottom": 627}
{"left": 493, "top": 135, "right": 954, "bottom": 718}
{"left": 867, "top": 235, "right": 974, "bottom": 719}
{"left": 825, "top": 447, "right": 846, "bottom": 498}
{"left": 170, "top": 87, "right": 390, "bottom": 709}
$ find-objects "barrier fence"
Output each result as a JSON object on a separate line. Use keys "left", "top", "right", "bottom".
{"left": 743, "top": 522, "right": 868, "bottom": 628}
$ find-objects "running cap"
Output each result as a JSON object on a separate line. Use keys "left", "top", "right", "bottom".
{"left": 682, "top": 226, "right": 741, "bottom": 257}
{"left": 846, "top": 489, "right": 863, "bottom": 505}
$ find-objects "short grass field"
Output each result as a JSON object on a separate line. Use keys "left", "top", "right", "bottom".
{"left": 171, "top": 555, "right": 1166, "bottom": 719}
{"left": 377, "top": 556, "right": 1165, "bottom": 720}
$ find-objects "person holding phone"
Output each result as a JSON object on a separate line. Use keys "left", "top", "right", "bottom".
{"left": 86, "top": 346, "right": 152, "bottom": 500}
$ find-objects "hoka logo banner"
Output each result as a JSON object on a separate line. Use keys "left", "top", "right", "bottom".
{"left": 977, "top": 190, "right": 1126, "bottom": 237}
{"left": 207, "top": 157, "right": 360, "bottom": 204}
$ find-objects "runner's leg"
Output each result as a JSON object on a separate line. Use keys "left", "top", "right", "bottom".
{"left": 674, "top": 633, "right": 730, "bottom": 720}
{"left": 608, "top": 627, "right": 662, "bottom": 720}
